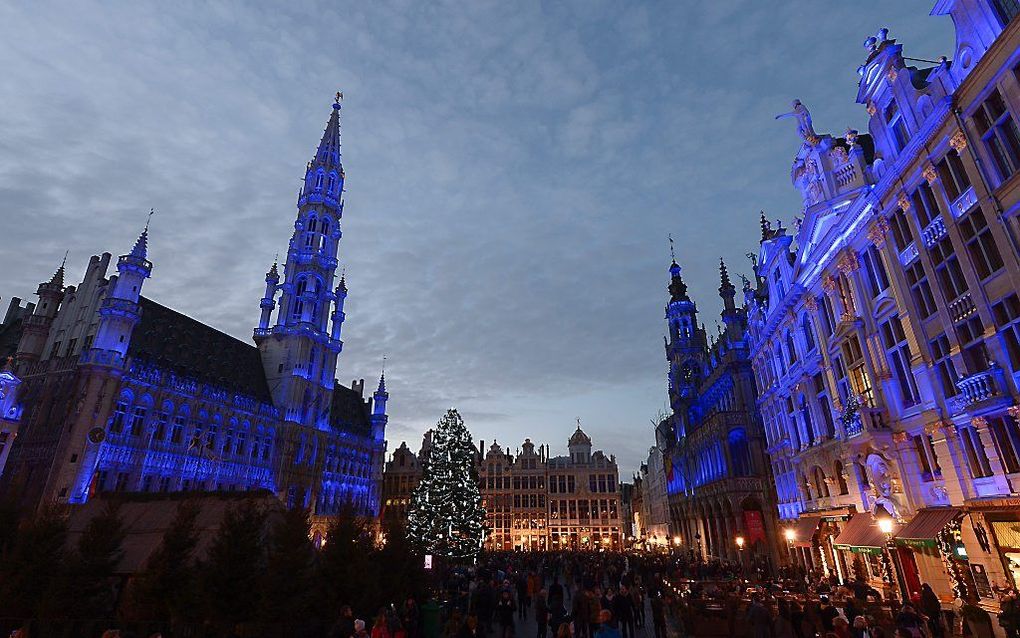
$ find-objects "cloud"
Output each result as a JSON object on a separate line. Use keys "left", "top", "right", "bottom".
{"left": 0, "top": 0, "right": 952, "bottom": 474}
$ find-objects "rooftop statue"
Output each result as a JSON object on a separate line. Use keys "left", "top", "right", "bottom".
{"left": 776, "top": 99, "right": 819, "bottom": 144}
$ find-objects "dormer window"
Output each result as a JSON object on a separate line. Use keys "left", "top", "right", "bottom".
{"left": 885, "top": 100, "right": 910, "bottom": 152}
{"left": 772, "top": 268, "right": 786, "bottom": 300}
{"left": 991, "top": 0, "right": 1020, "bottom": 26}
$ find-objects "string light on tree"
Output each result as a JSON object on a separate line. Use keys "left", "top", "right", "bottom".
{"left": 406, "top": 409, "right": 487, "bottom": 562}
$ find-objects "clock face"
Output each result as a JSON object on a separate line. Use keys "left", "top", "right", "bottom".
{"left": 88, "top": 427, "right": 106, "bottom": 444}
{"left": 680, "top": 362, "right": 697, "bottom": 384}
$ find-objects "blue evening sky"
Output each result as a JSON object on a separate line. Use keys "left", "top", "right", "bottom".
{"left": 0, "top": 1, "right": 953, "bottom": 475}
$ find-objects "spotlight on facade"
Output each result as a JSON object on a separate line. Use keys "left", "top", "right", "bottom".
{"left": 784, "top": 528, "right": 795, "bottom": 542}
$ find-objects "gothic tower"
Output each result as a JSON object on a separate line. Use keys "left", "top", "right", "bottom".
{"left": 664, "top": 255, "right": 706, "bottom": 440}
{"left": 256, "top": 95, "right": 346, "bottom": 430}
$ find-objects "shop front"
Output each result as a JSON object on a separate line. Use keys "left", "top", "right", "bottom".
{"left": 892, "top": 507, "right": 967, "bottom": 603}
{"left": 834, "top": 512, "right": 900, "bottom": 598}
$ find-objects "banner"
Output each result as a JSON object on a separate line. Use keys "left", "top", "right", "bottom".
{"left": 744, "top": 510, "right": 766, "bottom": 544}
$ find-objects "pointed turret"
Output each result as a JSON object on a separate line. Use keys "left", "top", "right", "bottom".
{"left": 312, "top": 93, "right": 343, "bottom": 172}
{"left": 90, "top": 222, "right": 152, "bottom": 363}
{"left": 668, "top": 259, "right": 689, "bottom": 302}
{"left": 719, "top": 258, "right": 736, "bottom": 311}
{"left": 371, "top": 368, "right": 389, "bottom": 442}
{"left": 15, "top": 255, "right": 69, "bottom": 362}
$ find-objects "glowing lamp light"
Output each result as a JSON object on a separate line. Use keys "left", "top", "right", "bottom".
{"left": 735, "top": 535, "right": 745, "bottom": 549}
{"left": 673, "top": 536, "right": 681, "bottom": 546}
{"left": 877, "top": 517, "right": 894, "bottom": 535}
{"left": 784, "top": 528, "right": 795, "bottom": 542}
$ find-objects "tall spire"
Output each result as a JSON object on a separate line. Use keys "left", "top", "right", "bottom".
{"left": 48, "top": 253, "right": 66, "bottom": 288}
{"left": 719, "top": 258, "right": 734, "bottom": 294}
{"left": 312, "top": 92, "right": 343, "bottom": 172}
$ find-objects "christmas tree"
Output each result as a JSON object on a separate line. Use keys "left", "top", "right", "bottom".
{"left": 407, "top": 408, "right": 486, "bottom": 561}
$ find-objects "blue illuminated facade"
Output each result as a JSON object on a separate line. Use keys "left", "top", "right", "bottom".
{"left": 658, "top": 256, "right": 781, "bottom": 565}
{"left": 0, "top": 96, "right": 387, "bottom": 524}
{"left": 747, "top": 0, "right": 1020, "bottom": 602}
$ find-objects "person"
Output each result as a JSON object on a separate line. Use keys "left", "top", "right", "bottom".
{"left": 833, "top": 617, "right": 852, "bottom": 638}
{"left": 595, "top": 610, "right": 621, "bottom": 638}
{"left": 332, "top": 605, "right": 357, "bottom": 638}
{"left": 1000, "top": 589, "right": 1020, "bottom": 638}
{"left": 774, "top": 598, "right": 795, "bottom": 638}
{"left": 497, "top": 589, "right": 517, "bottom": 638}
{"left": 790, "top": 601, "right": 808, "bottom": 638}
{"left": 402, "top": 598, "right": 421, "bottom": 638}
{"left": 535, "top": 589, "right": 550, "bottom": 638}
{"left": 746, "top": 594, "right": 771, "bottom": 638}
{"left": 895, "top": 603, "right": 924, "bottom": 638}
{"left": 613, "top": 586, "right": 635, "bottom": 638}
{"left": 518, "top": 574, "right": 530, "bottom": 620}
{"left": 446, "top": 609, "right": 465, "bottom": 638}
{"left": 850, "top": 616, "right": 871, "bottom": 638}
{"left": 355, "top": 620, "right": 371, "bottom": 638}
{"left": 919, "top": 584, "right": 942, "bottom": 638}
{"left": 459, "top": 616, "right": 482, "bottom": 638}
{"left": 556, "top": 623, "right": 572, "bottom": 638}
{"left": 373, "top": 609, "right": 393, "bottom": 638}
{"left": 650, "top": 592, "right": 667, "bottom": 638}
{"left": 549, "top": 578, "right": 564, "bottom": 612}
{"left": 572, "top": 586, "right": 590, "bottom": 638}
{"left": 820, "top": 596, "right": 841, "bottom": 633}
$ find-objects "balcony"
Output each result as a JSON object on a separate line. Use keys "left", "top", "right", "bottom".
{"left": 952, "top": 364, "right": 1008, "bottom": 413}
{"left": 949, "top": 293, "right": 977, "bottom": 323}
{"left": 921, "top": 217, "right": 947, "bottom": 248}
{"left": 898, "top": 242, "right": 919, "bottom": 266}
{"left": 950, "top": 186, "right": 978, "bottom": 219}
{"left": 844, "top": 406, "right": 887, "bottom": 438}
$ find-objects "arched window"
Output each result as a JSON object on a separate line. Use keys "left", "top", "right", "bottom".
{"left": 328, "top": 172, "right": 337, "bottom": 193}
{"left": 800, "top": 395, "right": 815, "bottom": 446}
{"left": 315, "top": 170, "right": 324, "bottom": 190}
{"left": 320, "top": 218, "right": 330, "bottom": 236}
{"left": 728, "top": 428, "right": 751, "bottom": 477}
{"left": 834, "top": 460, "right": 849, "bottom": 495}
{"left": 813, "top": 466, "right": 830, "bottom": 498}
{"left": 786, "top": 331, "right": 798, "bottom": 365}
{"left": 802, "top": 314, "right": 816, "bottom": 352}
{"left": 775, "top": 345, "right": 787, "bottom": 376}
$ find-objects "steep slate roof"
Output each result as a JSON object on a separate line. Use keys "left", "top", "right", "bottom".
{"left": 130, "top": 297, "right": 272, "bottom": 402}
{"left": 329, "top": 383, "right": 373, "bottom": 437}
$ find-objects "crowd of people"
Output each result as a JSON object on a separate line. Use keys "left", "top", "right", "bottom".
{"left": 330, "top": 551, "right": 1019, "bottom": 638}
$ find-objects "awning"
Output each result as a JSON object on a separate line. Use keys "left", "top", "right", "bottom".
{"left": 834, "top": 512, "right": 895, "bottom": 555}
{"left": 991, "top": 521, "right": 1020, "bottom": 550}
{"left": 789, "top": 514, "right": 823, "bottom": 547}
{"left": 894, "top": 508, "right": 961, "bottom": 548}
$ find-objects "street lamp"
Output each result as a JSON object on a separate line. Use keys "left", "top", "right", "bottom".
{"left": 784, "top": 528, "right": 796, "bottom": 568}
{"left": 736, "top": 535, "right": 747, "bottom": 580}
{"left": 736, "top": 535, "right": 745, "bottom": 550}
{"left": 877, "top": 515, "right": 903, "bottom": 607}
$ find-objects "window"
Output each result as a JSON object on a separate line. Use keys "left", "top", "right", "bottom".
{"left": 974, "top": 88, "right": 1020, "bottom": 180}
{"left": 862, "top": 246, "right": 890, "bottom": 298}
{"left": 937, "top": 152, "right": 972, "bottom": 201}
{"left": 821, "top": 295, "right": 837, "bottom": 336}
{"left": 905, "top": 261, "right": 937, "bottom": 319}
{"left": 960, "top": 424, "right": 992, "bottom": 478}
{"left": 814, "top": 373, "right": 835, "bottom": 439}
{"left": 956, "top": 315, "right": 990, "bottom": 375}
{"left": 911, "top": 183, "right": 942, "bottom": 230}
{"left": 890, "top": 209, "right": 913, "bottom": 252}
{"left": 832, "top": 354, "right": 849, "bottom": 404}
{"left": 786, "top": 331, "right": 798, "bottom": 365}
{"left": 129, "top": 406, "right": 147, "bottom": 437}
{"left": 109, "top": 401, "right": 128, "bottom": 434}
{"left": 930, "top": 334, "right": 960, "bottom": 397}
{"left": 913, "top": 434, "right": 942, "bottom": 481}
{"left": 802, "top": 314, "right": 816, "bottom": 352}
{"left": 171, "top": 415, "right": 185, "bottom": 444}
{"left": 959, "top": 209, "right": 1003, "bottom": 279}
{"left": 988, "top": 416, "right": 1020, "bottom": 474}
{"left": 885, "top": 101, "right": 910, "bottom": 152}
{"left": 773, "top": 268, "right": 787, "bottom": 300}
{"left": 929, "top": 236, "right": 969, "bottom": 302}
{"left": 154, "top": 411, "right": 169, "bottom": 441}
{"left": 842, "top": 335, "right": 874, "bottom": 406}
{"left": 993, "top": 294, "right": 1020, "bottom": 371}
{"left": 880, "top": 315, "right": 920, "bottom": 406}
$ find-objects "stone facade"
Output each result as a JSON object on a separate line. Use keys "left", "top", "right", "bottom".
{"left": 0, "top": 97, "right": 388, "bottom": 529}
{"left": 659, "top": 255, "right": 782, "bottom": 567}
{"left": 748, "top": 0, "right": 1020, "bottom": 605}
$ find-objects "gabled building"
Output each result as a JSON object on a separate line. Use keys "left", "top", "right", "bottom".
{"left": 0, "top": 96, "right": 388, "bottom": 529}
{"left": 747, "top": 0, "right": 1020, "bottom": 604}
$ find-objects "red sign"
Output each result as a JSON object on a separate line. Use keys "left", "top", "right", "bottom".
{"left": 744, "top": 510, "right": 766, "bottom": 544}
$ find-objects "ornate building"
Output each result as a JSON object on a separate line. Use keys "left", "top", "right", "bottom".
{"left": 381, "top": 440, "right": 423, "bottom": 525}
{"left": 747, "top": 0, "right": 1020, "bottom": 604}
{"left": 0, "top": 96, "right": 388, "bottom": 525}
{"left": 660, "top": 255, "right": 781, "bottom": 566}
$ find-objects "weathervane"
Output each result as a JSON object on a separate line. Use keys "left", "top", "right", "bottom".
{"left": 668, "top": 233, "right": 676, "bottom": 262}
{"left": 144, "top": 208, "right": 154, "bottom": 232}
{"left": 335, "top": 91, "right": 344, "bottom": 103}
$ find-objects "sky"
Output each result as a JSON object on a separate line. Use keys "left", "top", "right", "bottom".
{"left": 0, "top": 1, "right": 955, "bottom": 477}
